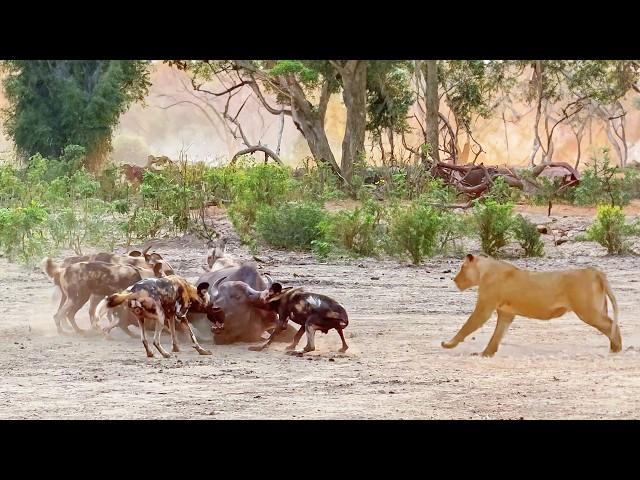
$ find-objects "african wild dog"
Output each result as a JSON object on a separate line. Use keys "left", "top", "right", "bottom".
{"left": 42, "top": 247, "right": 174, "bottom": 331}
{"left": 97, "top": 275, "right": 217, "bottom": 358}
{"left": 247, "top": 283, "right": 349, "bottom": 354}
{"left": 43, "top": 259, "right": 165, "bottom": 334}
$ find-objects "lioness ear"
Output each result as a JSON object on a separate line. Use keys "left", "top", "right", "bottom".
{"left": 129, "top": 250, "right": 142, "bottom": 257}
{"left": 466, "top": 253, "right": 474, "bottom": 262}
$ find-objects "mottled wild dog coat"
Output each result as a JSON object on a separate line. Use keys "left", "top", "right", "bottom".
{"left": 43, "top": 259, "right": 164, "bottom": 334}
{"left": 249, "top": 283, "right": 349, "bottom": 354}
{"left": 42, "top": 248, "right": 175, "bottom": 332}
{"left": 99, "top": 275, "right": 215, "bottom": 358}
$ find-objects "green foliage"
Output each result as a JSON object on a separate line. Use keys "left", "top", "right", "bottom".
{"left": 436, "top": 210, "right": 472, "bottom": 255}
{"left": 324, "top": 199, "right": 386, "bottom": 256}
{"left": 485, "top": 176, "right": 520, "bottom": 204}
{"left": 388, "top": 202, "right": 442, "bottom": 265}
{"left": 255, "top": 201, "right": 327, "bottom": 250}
{"left": 586, "top": 204, "right": 634, "bottom": 255}
{"left": 573, "top": 149, "right": 634, "bottom": 207}
{"left": 121, "top": 207, "right": 168, "bottom": 244}
{"left": 513, "top": 215, "right": 544, "bottom": 257}
{"left": 367, "top": 62, "right": 414, "bottom": 138}
{"left": 293, "top": 160, "right": 345, "bottom": 202}
{"left": 1, "top": 60, "right": 150, "bottom": 164}
{"left": 0, "top": 202, "right": 48, "bottom": 263}
{"left": 472, "top": 199, "right": 515, "bottom": 257}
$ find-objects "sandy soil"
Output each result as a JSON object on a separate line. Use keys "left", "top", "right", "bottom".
{"left": 2, "top": 204, "right": 640, "bottom": 419}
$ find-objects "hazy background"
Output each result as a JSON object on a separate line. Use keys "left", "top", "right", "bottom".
{"left": 2, "top": 62, "right": 639, "bottom": 167}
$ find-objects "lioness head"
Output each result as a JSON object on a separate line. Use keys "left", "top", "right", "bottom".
{"left": 454, "top": 254, "right": 481, "bottom": 291}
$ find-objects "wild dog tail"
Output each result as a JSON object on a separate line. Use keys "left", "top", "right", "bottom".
{"left": 105, "top": 290, "right": 140, "bottom": 308}
{"left": 96, "top": 290, "right": 140, "bottom": 326}
{"left": 599, "top": 271, "right": 620, "bottom": 340}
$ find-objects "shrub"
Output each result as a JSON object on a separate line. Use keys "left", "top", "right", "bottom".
{"left": 472, "top": 199, "right": 514, "bottom": 257}
{"left": 436, "top": 210, "right": 472, "bottom": 255}
{"left": 513, "top": 214, "right": 544, "bottom": 257}
{"left": 486, "top": 175, "right": 520, "bottom": 204}
{"left": 586, "top": 204, "right": 634, "bottom": 255}
{"left": 255, "top": 201, "right": 326, "bottom": 250}
{"left": 572, "top": 149, "right": 634, "bottom": 207}
{"left": 324, "top": 199, "right": 386, "bottom": 256}
{"left": 122, "top": 207, "right": 168, "bottom": 244}
{"left": 388, "top": 202, "right": 442, "bottom": 265}
{"left": 0, "top": 202, "right": 48, "bottom": 264}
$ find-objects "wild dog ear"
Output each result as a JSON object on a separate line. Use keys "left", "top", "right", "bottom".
{"left": 197, "top": 282, "right": 210, "bottom": 298}
{"left": 466, "top": 253, "right": 475, "bottom": 262}
{"left": 128, "top": 250, "right": 142, "bottom": 257}
{"left": 270, "top": 282, "right": 282, "bottom": 294}
{"left": 152, "top": 261, "right": 165, "bottom": 278}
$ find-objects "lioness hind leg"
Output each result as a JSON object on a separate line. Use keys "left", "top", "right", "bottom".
{"left": 481, "top": 311, "right": 514, "bottom": 357}
{"left": 575, "top": 308, "right": 622, "bottom": 353}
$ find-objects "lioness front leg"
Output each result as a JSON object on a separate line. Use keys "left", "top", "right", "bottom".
{"left": 442, "top": 302, "right": 495, "bottom": 349}
{"left": 480, "top": 311, "right": 514, "bottom": 357}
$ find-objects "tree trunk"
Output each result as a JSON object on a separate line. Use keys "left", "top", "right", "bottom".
{"left": 424, "top": 60, "right": 440, "bottom": 163}
{"left": 340, "top": 61, "right": 367, "bottom": 184}
{"left": 290, "top": 106, "right": 342, "bottom": 178}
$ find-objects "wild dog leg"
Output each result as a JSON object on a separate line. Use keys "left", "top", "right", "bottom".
{"left": 181, "top": 319, "right": 212, "bottom": 355}
{"left": 302, "top": 317, "right": 320, "bottom": 353}
{"left": 169, "top": 314, "right": 180, "bottom": 353}
{"left": 88, "top": 295, "right": 103, "bottom": 330}
{"left": 138, "top": 318, "right": 154, "bottom": 358}
{"left": 60, "top": 294, "right": 90, "bottom": 335}
{"left": 285, "top": 324, "right": 306, "bottom": 351}
{"left": 152, "top": 307, "right": 172, "bottom": 358}
{"left": 249, "top": 317, "right": 289, "bottom": 351}
{"left": 336, "top": 327, "right": 349, "bottom": 353}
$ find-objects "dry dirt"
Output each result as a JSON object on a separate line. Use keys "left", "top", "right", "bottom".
{"left": 2, "top": 204, "right": 640, "bottom": 419}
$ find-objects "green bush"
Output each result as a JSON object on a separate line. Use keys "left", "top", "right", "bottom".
{"left": 586, "top": 204, "right": 634, "bottom": 255}
{"left": 572, "top": 149, "right": 634, "bottom": 207}
{"left": 0, "top": 202, "right": 48, "bottom": 264}
{"left": 255, "top": 201, "right": 326, "bottom": 250}
{"left": 472, "top": 199, "right": 514, "bottom": 257}
{"left": 436, "top": 210, "right": 472, "bottom": 255}
{"left": 324, "top": 199, "right": 386, "bottom": 256}
{"left": 486, "top": 175, "right": 520, "bottom": 204}
{"left": 513, "top": 214, "right": 544, "bottom": 257}
{"left": 388, "top": 202, "right": 442, "bottom": 265}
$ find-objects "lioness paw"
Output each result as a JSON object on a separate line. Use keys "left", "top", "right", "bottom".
{"left": 441, "top": 340, "right": 458, "bottom": 349}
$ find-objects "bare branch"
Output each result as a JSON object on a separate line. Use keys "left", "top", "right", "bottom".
{"left": 231, "top": 146, "right": 283, "bottom": 165}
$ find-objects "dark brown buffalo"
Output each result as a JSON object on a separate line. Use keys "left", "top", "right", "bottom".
{"left": 189, "top": 261, "right": 296, "bottom": 344}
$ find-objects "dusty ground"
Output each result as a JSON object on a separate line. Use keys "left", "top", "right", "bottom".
{"left": 2, "top": 203, "right": 640, "bottom": 419}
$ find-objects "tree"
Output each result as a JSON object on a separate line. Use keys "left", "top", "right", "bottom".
{"left": 410, "top": 60, "right": 515, "bottom": 164}
{"left": 519, "top": 60, "right": 640, "bottom": 167}
{"left": 1, "top": 60, "right": 151, "bottom": 169}
{"left": 167, "top": 60, "right": 412, "bottom": 190}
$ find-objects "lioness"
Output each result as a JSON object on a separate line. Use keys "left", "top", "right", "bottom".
{"left": 441, "top": 254, "right": 621, "bottom": 357}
